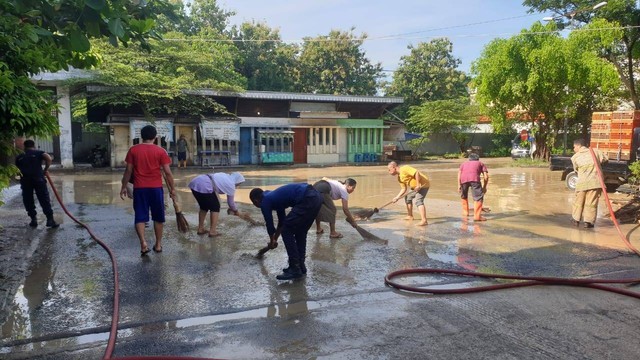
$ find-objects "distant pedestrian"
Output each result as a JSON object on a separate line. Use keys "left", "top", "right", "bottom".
{"left": 458, "top": 153, "right": 489, "bottom": 221}
{"left": 387, "top": 161, "right": 430, "bottom": 226}
{"left": 314, "top": 177, "right": 358, "bottom": 238}
{"left": 120, "top": 125, "right": 176, "bottom": 256}
{"left": 176, "top": 134, "right": 189, "bottom": 168}
{"left": 188, "top": 172, "right": 246, "bottom": 237}
{"left": 250, "top": 183, "right": 323, "bottom": 280}
{"left": 570, "top": 139, "right": 607, "bottom": 228}
{"left": 15, "top": 140, "right": 59, "bottom": 228}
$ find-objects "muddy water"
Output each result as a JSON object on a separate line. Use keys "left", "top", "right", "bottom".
{"left": 2, "top": 159, "right": 636, "bottom": 353}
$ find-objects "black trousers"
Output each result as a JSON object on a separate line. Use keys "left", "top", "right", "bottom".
{"left": 281, "top": 186, "right": 324, "bottom": 263}
{"left": 21, "top": 177, "right": 54, "bottom": 218}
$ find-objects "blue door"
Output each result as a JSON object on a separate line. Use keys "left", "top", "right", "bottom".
{"left": 239, "top": 127, "right": 252, "bottom": 164}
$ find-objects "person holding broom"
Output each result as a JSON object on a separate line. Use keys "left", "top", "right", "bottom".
{"left": 314, "top": 177, "right": 358, "bottom": 238}
{"left": 387, "top": 161, "right": 430, "bottom": 226}
{"left": 188, "top": 172, "right": 247, "bottom": 237}
{"left": 120, "top": 125, "right": 176, "bottom": 256}
{"left": 250, "top": 182, "right": 324, "bottom": 280}
{"left": 457, "top": 152, "right": 489, "bottom": 221}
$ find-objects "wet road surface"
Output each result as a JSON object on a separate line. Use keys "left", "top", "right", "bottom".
{"left": 1, "top": 158, "right": 640, "bottom": 359}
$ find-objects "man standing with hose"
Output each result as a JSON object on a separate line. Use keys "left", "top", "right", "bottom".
{"left": 571, "top": 138, "right": 608, "bottom": 228}
{"left": 15, "top": 139, "right": 59, "bottom": 228}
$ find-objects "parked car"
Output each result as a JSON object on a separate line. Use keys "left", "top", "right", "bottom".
{"left": 510, "top": 142, "right": 530, "bottom": 159}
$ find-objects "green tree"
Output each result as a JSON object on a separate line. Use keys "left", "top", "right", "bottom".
{"left": 184, "top": 0, "right": 235, "bottom": 35}
{"left": 0, "top": 0, "right": 174, "bottom": 202}
{"left": 296, "top": 29, "right": 383, "bottom": 95}
{"left": 84, "top": 31, "right": 245, "bottom": 116}
{"left": 231, "top": 21, "right": 299, "bottom": 91}
{"left": 387, "top": 38, "right": 468, "bottom": 119}
{"left": 407, "top": 98, "right": 478, "bottom": 153}
{"left": 524, "top": 0, "right": 640, "bottom": 108}
{"left": 472, "top": 22, "right": 620, "bottom": 159}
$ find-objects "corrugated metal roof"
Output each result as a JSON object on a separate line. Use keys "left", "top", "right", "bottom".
{"left": 187, "top": 89, "right": 403, "bottom": 104}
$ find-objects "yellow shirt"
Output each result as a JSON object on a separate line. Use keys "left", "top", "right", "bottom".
{"left": 398, "top": 165, "right": 430, "bottom": 189}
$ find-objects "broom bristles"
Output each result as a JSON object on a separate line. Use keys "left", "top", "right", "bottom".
{"left": 176, "top": 211, "right": 189, "bottom": 233}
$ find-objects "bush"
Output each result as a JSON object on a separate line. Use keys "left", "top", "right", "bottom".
{"left": 443, "top": 153, "right": 463, "bottom": 159}
{"left": 485, "top": 147, "right": 511, "bottom": 157}
{"left": 510, "top": 158, "right": 548, "bottom": 167}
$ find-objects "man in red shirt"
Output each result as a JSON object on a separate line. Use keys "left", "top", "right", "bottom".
{"left": 457, "top": 153, "right": 489, "bottom": 221}
{"left": 120, "top": 125, "right": 176, "bottom": 256}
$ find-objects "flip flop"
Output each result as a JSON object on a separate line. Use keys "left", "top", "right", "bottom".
{"left": 141, "top": 248, "right": 151, "bottom": 257}
{"left": 197, "top": 230, "right": 207, "bottom": 235}
{"left": 329, "top": 233, "right": 343, "bottom": 239}
{"left": 208, "top": 233, "right": 221, "bottom": 237}
{"left": 316, "top": 229, "right": 324, "bottom": 234}
{"left": 153, "top": 246, "right": 163, "bottom": 253}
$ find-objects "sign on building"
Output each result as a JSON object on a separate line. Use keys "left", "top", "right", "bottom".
{"left": 130, "top": 119, "right": 174, "bottom": 142}
{"left": 200, "top": 120, "right": 240, "bottom": 141}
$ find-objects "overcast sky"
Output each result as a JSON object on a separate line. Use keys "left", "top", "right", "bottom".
{"left": 221, "top": 0, "right": 556, "bottom": 74}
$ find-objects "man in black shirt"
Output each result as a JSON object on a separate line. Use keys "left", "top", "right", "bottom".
{"left": 15, "top": 140, "right": 59, "bottom": 228}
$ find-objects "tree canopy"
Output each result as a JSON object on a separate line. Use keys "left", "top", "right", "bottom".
{"left": 230, "top": 21, "right": 298, "bottom": 92}
{"left": 296, "top": 29, "right": 383, "bottom": 95}
{"left": 523, "top": 0, "right": 640, "bottom": 108}
{"left": 0, "top": 0, "right": 175, "bottom": 201}
{"left": 472, "top": 22, "right": 620, "bottom": 159}
{"left": 386, "top": 38, "right": 468, "bottom": 119}
{"left": 407, "top": 98, "right": 478, "bottom": 153}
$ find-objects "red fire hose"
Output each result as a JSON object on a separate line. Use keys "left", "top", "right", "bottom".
{"left": 385, "top": 149, "right": 640, "bottom": 298}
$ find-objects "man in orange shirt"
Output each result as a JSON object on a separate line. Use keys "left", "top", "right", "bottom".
{"left": 120, "top": 125, "right": 176, "bottom": 256}
{"left": 387, "top": 161, "right": 430, "bottom": 226}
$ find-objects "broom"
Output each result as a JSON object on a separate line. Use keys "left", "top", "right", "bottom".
{"left": 355, "top": 191, "right": 416, "bottom": 220}
{"left": 355, "top": 225, "right": 385, "bottom": 242}
{"left": 255, "top": 241, "right": 277, "bottom": 259}
{"left": 170, "top": 191, "right": 189, "bottom": 233}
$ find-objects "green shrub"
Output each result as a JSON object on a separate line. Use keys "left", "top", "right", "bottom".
{"left": 510, "top": 158, "right": 548, "bottom": 167}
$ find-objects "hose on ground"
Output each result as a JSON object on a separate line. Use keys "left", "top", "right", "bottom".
{"left": 46, "top": 173, "right": 120, "bottom": 359}
{"left": 385, "top": 149, "right": 640, "bottom": 298}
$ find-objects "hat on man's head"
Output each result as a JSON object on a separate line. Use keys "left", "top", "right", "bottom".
{"left": 230, "top": 172, "right": 245, "bottom": 185}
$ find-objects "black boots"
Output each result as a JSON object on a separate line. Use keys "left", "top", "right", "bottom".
{"left": 276, "top": 259, "right": 304, "bottom": 280}
{"left": 29, "top": 216, "right": 37, "bottom": 227}
{"left": 45, "top": 215, "right": 59, "bottom": 228}
{"left": 283, "top": 262, "right": 307, "bottom": 275}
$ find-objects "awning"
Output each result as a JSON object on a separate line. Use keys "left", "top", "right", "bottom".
{"left": 404, "top": 132, "right": 423, "bottom": 141}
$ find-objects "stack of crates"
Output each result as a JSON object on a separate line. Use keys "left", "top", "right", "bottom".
{"left": 591, "top": 111, "right": 640, "bottom": 161}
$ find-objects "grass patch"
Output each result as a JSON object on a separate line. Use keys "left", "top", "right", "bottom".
{"left": 509, "top": 158, "right": 548, "bottom": 167}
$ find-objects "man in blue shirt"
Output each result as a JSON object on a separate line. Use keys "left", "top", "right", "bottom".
{"left": 15, "top": 140, "right": 59, "bottom": 228}
{"left": 250, "top": 182, "right": 324, "bottom": 280}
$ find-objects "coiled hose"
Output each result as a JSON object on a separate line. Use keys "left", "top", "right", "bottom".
{"left": 385, "top": 149, "right": 640, "bottom": 298}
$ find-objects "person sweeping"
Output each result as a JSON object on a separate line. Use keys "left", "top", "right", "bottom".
{"left": 120, "top": 125, "right": 176, "bottom": 256}
{"left": 457, "top": 152, "right": 489, "bottom": 221}
{"left": 188, "top": 172, "right": 247, "bottom": 237}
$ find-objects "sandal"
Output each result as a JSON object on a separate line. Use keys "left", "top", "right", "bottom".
{"left": 197, "top": 230, "right": 207, "bottom": 235}
{"left": 329, "top": 233, "right": 343, "bottom": 239}
{"left": 141, "top": 248, "right": 151, "bottom": 257}
{"left": 208, "top": 233, "right": 221, "bottom": 237}
{"left": 316, "top": 229, "right": 324, "bottom": 234}
{"left": 153, "top": 246, "right": 163, "bottom": 253}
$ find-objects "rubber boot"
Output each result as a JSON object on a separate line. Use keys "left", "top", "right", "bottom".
{"left": 276, "top": 259, "right": 303, "bottom": 280}
{"left": 29, "top": 216, "right": 37, "bottom": 227}
{"left": 45, "top": 215, "right": 59, "bottom": 228}
{"left": 283, "top": 262, "right": 307, "bottom": 275}
{"left": 461, "top": 199, "right": 469, "bottom": 217}
{"left": 473, "top": 201, "right": 486, "bottom": 221}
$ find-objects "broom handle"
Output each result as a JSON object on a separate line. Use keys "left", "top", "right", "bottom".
{"left": 172, "top": 197, "right": 182, "bottom": 213}
{"left": 379, "top": 190, "right": 416, "bottom": 210}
